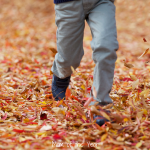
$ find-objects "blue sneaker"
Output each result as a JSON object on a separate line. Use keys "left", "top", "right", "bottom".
{"left": 93, "top": 115, "right": 109, "bottom": 126}
{"left": 52, "top": 74, "right": 71, "bottom": 101}
{"left": 93, "top": 109, "right": 111, "bottom": 126}
{"left": 89, "top": 101, "right": 113, "bottom": 126}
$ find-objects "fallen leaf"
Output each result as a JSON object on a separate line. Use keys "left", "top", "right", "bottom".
{"left": 143, "top": 38, "right": 147, "bottom": 42}
{"left": 71, "top": 66, "right": 75, "bottom": 73}
{"left": 123, "top": 60, "right": 134, "bottom": 68}
{"left": 135, "top": 141, "right": 143, "bottom": 148}
{"left": 40, "top": 113, "right": 47, "bottom": 120}
{"left": 49, "top": 48, "right": 57, "bottom": 54}
{"left": 129, "top": 73, "right": 137, "bottom": 81}
{"left": 138, "top": 48, "right": 149, "bottom": 58}
{"left": 132, "top": 79, "right": 139, "bottom": 90}
{"left": 65, "top": 88, "right": 71, "bottom": 99}
{"left": 40, "top": 124, "right": 52, "bottom": 131}
{"left": 93, "top": 86, "right": 97, "bottom": 98}
{"left": 52, "top": 107, "right": 65, "bottom": 116}
{"left": 101, "top": 133, "right": 107, "bottom": 141}
{"left": 84, "top": 97, "right": 93, "bottom": 107}
{"left": 140, "top": 89, "right": 149, "bottom": 98}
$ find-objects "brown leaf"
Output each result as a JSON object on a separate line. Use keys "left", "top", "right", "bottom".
{"left": 40, "top": 113, "right": 47, "bottom": 120}
{"left": 20, "top": 87, "right": 29, "bottom": 94}
{"left": 71, "top": 66, "right": 75, "bottom": 73}
{"left": 123, "top": 60, "right": 134, "bottom": 68}
{"left": 110, "top": 112, "right": 125, "bottom": 123}
{"left": 49, "top": 47, "right": 57, "bottom": 54}
{"left": 143, "top": 38, "right": 147, "bottom": 42}
{"left": 138, "top": 48, "right": 149, "bottom": 58}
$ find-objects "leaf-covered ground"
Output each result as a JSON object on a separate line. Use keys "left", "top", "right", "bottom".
{"left": 0, "top": 0, "right": 150, "bottom": 149}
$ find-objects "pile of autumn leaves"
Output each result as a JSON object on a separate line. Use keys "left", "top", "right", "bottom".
{"left": 0, "top": 0, "right": 150, "bottom": 148}
{"left": 50, "top": 38, "right": 150, "bottom": 149}
{"left": 0, "top": 39, "right": 150, "bottom": 149}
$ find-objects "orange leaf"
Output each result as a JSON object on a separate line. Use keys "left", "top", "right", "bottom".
{"left": 65, "top": 88, "right": 71, "bottom": 99}
{"left": 101, "top": 133, "right": 107, "bottom": 141}
{"left": 93, "top": 86, "right": 97, "bottom": 98}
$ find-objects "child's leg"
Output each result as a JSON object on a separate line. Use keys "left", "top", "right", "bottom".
{"left": 51, "top": 1, "right": 85, "bottom": 79}
{"left": 87, "top": 0, "right": 118, "bottom": 104}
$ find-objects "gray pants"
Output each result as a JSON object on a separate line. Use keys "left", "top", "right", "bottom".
{"left": 51, "top": 0, "right": 118, "bottom": 104}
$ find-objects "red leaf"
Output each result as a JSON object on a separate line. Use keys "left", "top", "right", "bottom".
{"left": 71, "top": 95, "right": 79, "bottom": 102}
{"left": 52, "top": 124, "right": 57, "bottom": 130}
{"left": 59, "top": 131, "right": 66, "bottom": 136}
{"left": 2, "top": 113, "right": 7, "bottom": 120}
{"left": 53, "top": 134, "right": 62, "bottom": 140}
{"left": 13, "top": 129, "right": 25, "bottom": 133}
{"left": 143, "top": 38, "right": 147, "bottom": 42}
{"left": 82, "top": 97, "right": 89, "bottom": 101}
{"left": 123, "top": 77, "right": 133, "bottom": 82}
{"left": 29, "top": 116, "right": 37, "bottom": 121}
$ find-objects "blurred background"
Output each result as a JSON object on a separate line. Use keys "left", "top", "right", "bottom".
{"left": 0, "top": 0, "right": 150, "bottom": 75}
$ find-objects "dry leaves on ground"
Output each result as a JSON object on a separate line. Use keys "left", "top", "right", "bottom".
{"left": 0, "top": 0, "right": 150, "bottom": 149}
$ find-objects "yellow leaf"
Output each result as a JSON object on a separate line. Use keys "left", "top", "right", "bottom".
{"left": 82, "top": 115, "right": 87, "bottom": 120}
{"left": 36, "top": 132, "right": 47, "bottom": 136}
{"left": 23, "top": 118, "right": 30, "bottom": 123}
{"left": 101, "top": 133, "right": 107, "bottom": 141}
{"left": 123, "top": 118, "right": 129, "bottom": 122}
{"left": 129, "top": 74, "right": 137, "bottom": 81}
{"left": 140, "top": 136, "right": 147, "bottom": 140}
{"left": 77, "top": 119, "right": 83, "bottom": 124}
{"left": 81, "top": 85, "right": 85, "bottom": 90}
{"left": 140, "top": 89, "right": 149, "bottom": 98}
{"left": 135, "top": 141, "right": 143, "bottom": 148}
{"left": 109, "top": 129, "right": 117, "bottom": 135}
{"left": 142, "top": 109, "right": 148, "bottom": 115}
{"left": 40, "top": 101, "right": 47, "bottom": 105}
